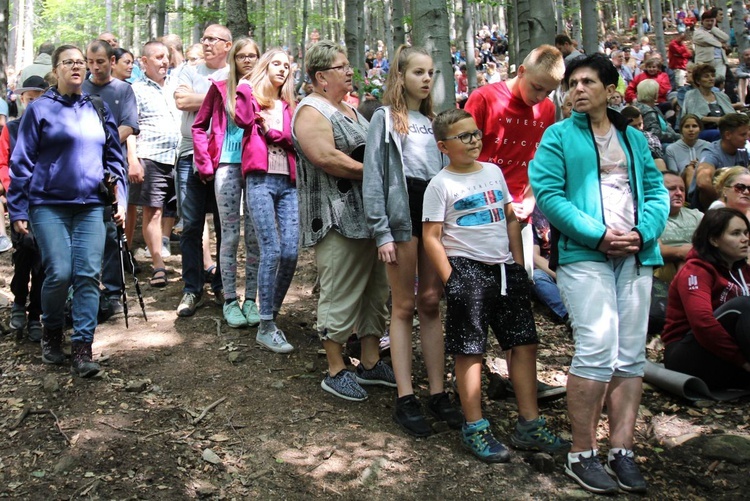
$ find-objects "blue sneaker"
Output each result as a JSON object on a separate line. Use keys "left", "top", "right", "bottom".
{"left": 462, "top": 418, "right": 511, "bottom": 463}
{"left": 242, "top": 300, "right": 261, "bottom": 327}
{"left": 223, "top": 300, "right": 249, "bottom": 328}
{"left": 510, "top": 416, "right": 571, "bottom": 453}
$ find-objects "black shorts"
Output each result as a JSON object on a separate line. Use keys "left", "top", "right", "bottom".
{"left": 407, "top": 177, "right": 429, "bottom": 239}
{"left": 128, "top": 159, "right": 175, "bottom": 208}
{"left": 444, "top": 257, "right": 538, "bottom": 355}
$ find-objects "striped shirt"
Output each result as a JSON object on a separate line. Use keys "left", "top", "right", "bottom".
{"left": 132, "top": 77, "right": 181, "bottom": 165}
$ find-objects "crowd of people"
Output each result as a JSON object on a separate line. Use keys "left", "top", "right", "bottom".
{"left": 2, "top": 6, "right": 750, "bottom": 496}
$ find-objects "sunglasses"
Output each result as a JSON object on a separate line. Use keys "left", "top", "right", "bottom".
{"left": 730, "top": 183, "right": 750, "bottom": 194}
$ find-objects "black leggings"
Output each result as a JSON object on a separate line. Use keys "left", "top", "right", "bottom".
{"left": 664, "top": 297, "right": 750, "bottom": 390}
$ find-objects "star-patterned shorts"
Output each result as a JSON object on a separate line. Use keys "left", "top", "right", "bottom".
{"left": 444, "top": 257, "right": 538, "bottom": 355}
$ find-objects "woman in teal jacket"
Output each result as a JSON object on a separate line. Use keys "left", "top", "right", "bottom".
{"left": 529, "top": 53, "right": 668, "bottom": 496}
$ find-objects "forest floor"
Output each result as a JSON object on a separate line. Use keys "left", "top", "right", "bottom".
{"left": 0, "top": 233, "right": 749, "bottom": 500}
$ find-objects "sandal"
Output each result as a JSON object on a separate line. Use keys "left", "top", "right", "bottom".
{"left": 150, "top": 267, "right": 168, "bottom": 287}
{"left": 204, "top": 264, "right": 216, "bottom": 284}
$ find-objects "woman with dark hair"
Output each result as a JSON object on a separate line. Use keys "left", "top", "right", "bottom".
{"left": 682, "top": 63, "right": 734, "bottom": 141}
{"left": 112, "top": 48, "right": 135, "bottom": 81}
{"left": 664, "top": 114, "right": 711, "bottom": 187}
{"left": 8, "top": 44, "right": 127, "bottom": 377}
{"left": 530, "top": 53, "right": 668, "bottom": 494}
{"left": 662, "top": 208, "right": 750, "bottom": 389}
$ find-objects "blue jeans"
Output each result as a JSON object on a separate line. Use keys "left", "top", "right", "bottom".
{"left": 175, "top": 155, "right": 192, "bottom": 219}
{"left": 30, "top": 205, "right": 105, "bottom": 343}
{"left": 532, "top": 268, "right": 568, "bottom": 320}
{"left": 179, "top": 157, "right": 222, "bottom": 295}
{"left": 245, "top": 173, "right": 299, "bottom": 319}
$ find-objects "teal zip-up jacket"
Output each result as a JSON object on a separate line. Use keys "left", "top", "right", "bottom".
{"left": 529, "top": 108, "right": 669, "bottom": 268}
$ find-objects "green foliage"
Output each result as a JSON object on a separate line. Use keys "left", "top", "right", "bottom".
{"left": 36, "top": 0, "right": 107, "bottom": 48}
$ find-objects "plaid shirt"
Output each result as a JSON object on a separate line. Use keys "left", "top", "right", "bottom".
{"left": 132, "top": 76, "right": 181, "bottom": 165}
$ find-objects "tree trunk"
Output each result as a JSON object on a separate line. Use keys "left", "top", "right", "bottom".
{"left": 411, "top": 0, "right": 454, "bottom": 111}
{"left": 345, "top": 0, "right": 364, "bottom": 78}
{"left": 227, "top": 0, "right": 250, "bottom": 41}
{"left": 156, "top": 0, "right": 166, "bottom": 38}
{"left": 192, "top": 0, "right": 203, "bottom": 43}
{"left": 734, "top": 0, "right": 748, "bottom": 54}
{"left": 580, "top": 0, "right": 598, "bottom": 55}
{"left": 636, "top": 2, "right": 644, "bottom": 39}
{"left": 0, "top": 0, "right": 8, "bottom": 98}
{"left": 651, "top": 0, "right": 666, "bottom": 61}
{"left": 392, "top": 0, "right": 405, "bottom": 49}
{"left": 105, "top": 0, "right": 113, "bottom": 32}
{"left": 528, "top": 0, "right": 555, "bottom": 54}
{"left": 555, "top": 0, "right": 564, "bottom": 34}
{"left": 383, "top": 0, "right": 393, "bottom": 59}
{"left": 23, "top": 0, "right": 33, "bottom": 68}
{"left": 462, "top": 0, "right": 477, "bottom": 93}
{"left": 516, "top": 0, "right": 531, "bottom": 60}
{"left": 571, "top": 0, "right": 581, "bottom": 45}
{"left": 9, "top": 0, "right": 20, "bottom": 71}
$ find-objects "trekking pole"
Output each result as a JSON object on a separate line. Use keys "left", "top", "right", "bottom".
{"left": 120, "top": 229, "right": 148, "bottom": 322}
{"left": 115, "top": 221, "right": 130, "bottom": 329}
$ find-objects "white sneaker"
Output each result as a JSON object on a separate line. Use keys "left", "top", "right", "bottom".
{"left": 256, "top": 329, "right": 294, "bottom": 354}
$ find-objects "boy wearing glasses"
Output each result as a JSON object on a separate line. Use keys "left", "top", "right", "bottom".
{"left": 422, "top": 109, "right": 569, "bottom": 463}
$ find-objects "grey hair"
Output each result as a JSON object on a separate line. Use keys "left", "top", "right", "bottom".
{"left": 305, "top": 40, "right": 345, "bottom": 84}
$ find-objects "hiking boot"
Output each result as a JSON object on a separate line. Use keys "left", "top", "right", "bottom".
{"left": 355, "top": 359, "right": 397, "bottom": 387}
{"left": 177, "top": 292, "right": 204, "bottom": 317}
{"left": 393, "top": 394, "right": 432, "bottom": 437}
{"left": 27, "top": 320, "right": 43, "bottom": 343}
{"left": 426, "top": 391, "right": 464, "bottom": 429}
{"left": 41, "top": 327, "right": 66, "bottom": 365}
{"left": 321, "top": 370, "right": 368, "bottom": 401}
{"left": 565, "top": 451, "right": 619, "bottom": 494}
{"left": 242, "top": 300, "right": 261, "bottom": 327}
{"left": 462, "top": 418, "right": 511, "bottom": 463}
{"left": 223, "top": 300, "right": 249, "bottom": 328}
{"left": 10, "top": 303, "right": 27, "bottom": 332}
{"left": 510, "top": 416, "right": 571, "bottom": 453}
{"left": 70, "top": 341, "right": 101, "bottom": 378}
{"left": 605, "top": 449, "right": 648, "bottom": 493}
{"left": 256, "top": 329, "right": 294, "bottom": 353}
{"left": 99, "top": 296, "right": 124, "bottom": 323}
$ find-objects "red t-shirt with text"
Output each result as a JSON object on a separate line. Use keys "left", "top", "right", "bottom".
{"left": 464, "top": 81, "right": 554, "bottom": 202}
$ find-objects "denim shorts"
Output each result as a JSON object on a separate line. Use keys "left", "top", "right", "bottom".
{"left": 444, "top": 257, "right": 538, "bottom": 355}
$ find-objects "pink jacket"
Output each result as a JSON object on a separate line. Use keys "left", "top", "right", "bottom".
{"left": 192, "top": 80, "right": 296, "bottom": 181}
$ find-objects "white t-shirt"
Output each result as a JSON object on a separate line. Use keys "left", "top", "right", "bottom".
{"left": 596, "top": 124, "right": 634, "bottom": 233}
{"left": 401, "top": 111, "right": 442, "bottom": 181}
{"left": 422, "top": 162, "right": 513, "bottom": 265}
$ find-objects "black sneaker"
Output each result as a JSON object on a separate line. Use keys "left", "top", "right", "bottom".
{"left": 605, "top": 450, "right": 647, "bottom": 493}
{"left": 426, "top": 391, "right": 463, "bottom": 429}
{"left": 393, "top": 394, "right": 432, "bottom": 437}
{"left": 565, "top": 452, "right": 619, "bottom": 495}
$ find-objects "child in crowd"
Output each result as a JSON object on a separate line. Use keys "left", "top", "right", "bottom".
{"left": 364, "top": 45, "right": 463, "bottom": 437}
{"left": 422, "top": 109, "right": 569, "bottom": 463}
{"left": 607, "top": 90, "right": 625, "bottom": 111}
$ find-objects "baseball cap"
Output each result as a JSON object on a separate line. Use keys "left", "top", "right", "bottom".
{"left": 14, "top": 75, "right": 50, "bottom": 95}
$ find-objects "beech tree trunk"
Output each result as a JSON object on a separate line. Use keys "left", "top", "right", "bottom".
{"left": 227, "top": 0, "right": 250, "bottom": 42}
{"left": 580, "top": 0, "right": 598, "bottom": 56}
{"left": 411, "top": 0, "right": 454, "bottom": 111}
{"left": 344, "top": 0, "right": 364, "bottom": 77}
{"left": 462, "top": 0, "right": 477, "bottom": 92}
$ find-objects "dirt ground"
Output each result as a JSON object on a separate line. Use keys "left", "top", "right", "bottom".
{"left": 0, "top": 237, "right": 749, "bottom": 500}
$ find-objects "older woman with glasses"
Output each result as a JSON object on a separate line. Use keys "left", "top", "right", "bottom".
{"left": 8, "top": 44, "right": 127, "bottom": 377}
{"left": 709, "top": 166, "right": 750, "bottom": 216}
{"left": 292, "top": 41, "right": 395, "bottom": 402}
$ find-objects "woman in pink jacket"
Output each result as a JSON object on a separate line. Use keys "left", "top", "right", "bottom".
{"left": 233, "top": 48, "right": 298, "bottom": 354}
{"left": 192, "top": 38, "right": 261, "bottom": 330}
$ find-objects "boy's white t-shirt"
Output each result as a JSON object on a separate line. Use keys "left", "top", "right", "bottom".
{"left": 422, "top": 162, "right": 513, "bottom": 265}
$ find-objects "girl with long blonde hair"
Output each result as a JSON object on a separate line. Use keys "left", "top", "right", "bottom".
{"left": 234, "top": 48, "right": 298, "bottom": 354}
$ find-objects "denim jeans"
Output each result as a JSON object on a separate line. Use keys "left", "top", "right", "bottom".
{"left": 532, "top": 268, "right": 568, "bottom": 320}
{"left": 30, "top": 205, "right": 106, "bottom": 343}
{"left": 214, "top": 163, "right": 259, "bottom": 301}
{"left": 245, "top": 173, "right": 299, "bottom": 319}
{"left": 175, "top": 155, "right": 192, "bottom": 219}
{"left": 179, "top": 156, "right": 222, "bottom": 295}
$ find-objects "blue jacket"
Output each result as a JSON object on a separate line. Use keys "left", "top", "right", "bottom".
{"left": 8, "top": 87, "right": 127, "bottom": 223}
{"left": 529, "top": 108, "right": 669, "bottom": 268}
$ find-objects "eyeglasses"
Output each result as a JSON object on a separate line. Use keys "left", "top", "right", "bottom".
{"left": 444, "top": 129, "right": 483, "bottom": 144}
{"left": 200, "top": 36, "right": 229, "bottom": 45}
{"left": 57, "top": 59, "right": 87, "bottom": 68}
{"left": 235, "top": 53, "right": 258, "bottom": 62}
{"left": 322, "top": 64, "right": 352, "bottom": 73}
{"left": 730, "top": 183, "right": 750, "bottom": 194}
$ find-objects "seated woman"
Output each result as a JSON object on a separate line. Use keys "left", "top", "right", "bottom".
{"left": 708, "top": 166, "right": 750, "bottom": 215}
{"left": 682, "top": 63, "right": 734, "bottom": 142}
{"left": 662, "top": 208, "right": 750, "bottom": 390}
{"left": 633, "top": 79, "right": 681, "bottom": 145}
{"left": 664, "top": 114, "right": 711, "bottom": 188}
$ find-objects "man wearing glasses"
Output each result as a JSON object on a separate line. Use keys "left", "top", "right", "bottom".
{"left": 175, "top": 24, "right": 232, "bottom": 317}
